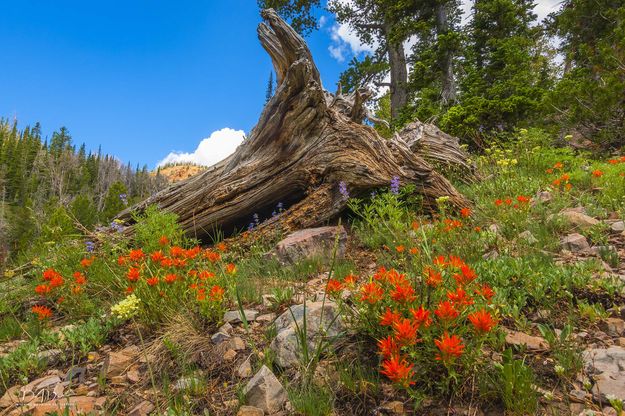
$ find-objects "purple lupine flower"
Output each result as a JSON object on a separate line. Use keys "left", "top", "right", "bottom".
{"left": 110, "top": 221, "right": 124, "bottom": 233}
{"left": 248, "top": 222, "right": 255, "bottom": 231}
{"left": 119, "top": 193, "right": 128, "bottom": 205}
{"left": 370, "top": 191, "right": 377, "bottom": 198}
{"left": 253, "top": 213, "right": 260, "bottom": 226}
{"left": 277, "top": 202, "right": 284, "bottom": 211}
{"left": 390, "top": 176, "right": 400, "bottom": 195}
{"left": 338, "top": 181, "right": 349, "bottom": 199}
{"left": 85, "top": 241, "right": 95, "bottom": 252}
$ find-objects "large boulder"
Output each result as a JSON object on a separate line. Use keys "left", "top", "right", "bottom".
{"left": 273, "top": 226, "right": 347, "bottom": 264}
{"left": 270, "top": 301, "right": 345, "bottom": 368}
{"left": 243, "top": 365, "right": 287, "bottom": 414}
{"left": 561, "top": 233, "right": 590, "bottom": 253}
{"left": 583, "top": 346, "right": 625, "bottom": 403}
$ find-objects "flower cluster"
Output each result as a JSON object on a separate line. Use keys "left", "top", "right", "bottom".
{"left": 32, "top": 257, "right": 95, "bottom": 319}
{"left": 111, "top": 294, "right": 140, "bottom": 320}
{"left": 115, "top": 237, "right": 232, "bottom": 321}
{"left": 494, "top": 195, "right": 531, "bottom": 209}
{"left": 333, "top": 256, "right": 497, "bottom": 388}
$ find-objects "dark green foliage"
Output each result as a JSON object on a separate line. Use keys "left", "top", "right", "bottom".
{"left": 257, "top": 0, "right": 321, "bottom": 35}
{"left": 544, "top": 0, "right": 625, "bottom": 147}
{"left": 440, "top": 0, "right": 550, "bottom": 141}
{"left": 101, "top": 181, "right": 128, "bottom": 222}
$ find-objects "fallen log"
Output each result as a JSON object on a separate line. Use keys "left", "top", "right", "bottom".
{"left": 118, "top": 9, "right": 471, "bottom": 240}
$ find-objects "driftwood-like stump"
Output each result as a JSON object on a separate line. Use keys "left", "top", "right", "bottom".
{"left": 118, "top": 9, "right": 471, "bottom": 240}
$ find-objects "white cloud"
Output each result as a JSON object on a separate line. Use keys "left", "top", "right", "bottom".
{"left": 157, "top": 127, "right": 245, "bottom": 167}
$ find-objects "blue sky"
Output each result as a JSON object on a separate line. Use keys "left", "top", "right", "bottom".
{"left": 0, "top": 1, "right": 352, "bottom": 168}
{"left": 1, "top": 0, "right": 560, "bottom": 169}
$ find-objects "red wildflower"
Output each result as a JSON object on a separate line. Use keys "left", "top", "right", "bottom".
{"left": 411, "top": 221, "right": 420, "bottom": 231}
{"left": 448, "top": 255, "right": 466, "bottom": 269}
{"left": 377, "top": 336, "right": 399, "bottom": 359}
{"left": 447, "top": 287, "right": 474, "bottom": 307}
{"left": 516, "top": 195, "right": 530, "bottom": 204}
{"left": 32, "top": 305, "right": 52, "bottom": 320}
{"left": 225, "top": 263, "right": 237, "bottom": 274}
{"left": 35, "top": 284, "right": 51, "bottom": 295}
{"left": 393, "top": 318, "right": 419, "bottom": 346}
{"left": 117, "top": 256, "right": 127, "bottom": 266}
{"left": 460, "top": 207, "right": 471, "bottom": 218}
{"left": 380, "top": 308, "right": 401, "bottom": 326}
{"left": 49, "top": 275, "right": 64, "bottom": 288}
{"left": 146, "top": 277, "right": 159, "bottom": 286}
{"left": 468, "top": 309, "right": 496, "bottom": 334}
{"left": 434, "top": 301, "right": 459, "bottom": 322}
{"left": 73, "top": 272, "right": 86, "bottom": 285}
{"left": 395, "top": 245, "right": 405, "bottom": 253}
{"left": 475, "top": 284, "right": 495, "bottom": 301}
{"left": 80, "top": 257, "right": 95, "bottom": 268}
{"left": 435, "top": 332, "right": 465, "bottom": 362}
{"left": 409, "top": 247, "right": 419, "bottom": 255}
{"left": 204, "top": 250, "right": 221, "bottom": 263}
{"left": 592, "top": 169, "right": 604, "bottom": 177}
{"left": 505, "top": 198, "right": 512, "bottom": 205}
{"left": 209, "top": 285, "right": 225, "bottom": 301}
{"left": 71, "top": 285, "right": 82, "bottom": 294}
{"left": 453, "top": 264, "right": 477, "bottom": 285}
{"left": 326, "top": 279, "right": 343, "bottom": 295}
{"left": 199, "top": 271, "right": 215, "bottom": 280}
{"left": 360, "top": 282, "right": 384, "bottom": 304}
{"left": 164, "top": 273, "right": 178, "bottom": 284}
{"left": 158, "top": 235, "right": 169, "bottom": 246}
{"left": 151, "top": 251, "right": 165, "bottom": 262}
{"left": 127, "top": 267, "right": 140, "bottom": 282}
{"left": 410, "top": 306, "right": 432, "bottom": 328}
{"left": 390, "top": 283, "right": 416, "bottom": 303}
{"left": 43, "top": 268, "right": 60, "bottom": 281}
{"left": 170, "top": 246, "right": 185, "bottom": 258}
{"left": 343, "top": 273, "right": 358, "bottom": 286}
{"left": 495, "top": 199, "right": 503, "bottom": 206}
{"left": 160, "top": 258, "right": 174, "bottom": 268}
{"left": 425, "top": 268, "right": 442, "bottom": 287}
{"left": 380, "top": 355, "right": 415, "bottom": 386}
{"left": 216, "top": 242, "right": 227, "bottom": 252}
{"left": 433, "top": 255, "right": 447, "bottom": 266}
{"left": 128, "top": 249, "right": 145, "bottom": 262}
{"left": 554, "top": 162, "right": 563, "bottom": 169}
{"left": 546, "top": 168, "right": 553, "bottom": 174}
{"left": 608, "top": 159, "right": 618, "bottom": 165}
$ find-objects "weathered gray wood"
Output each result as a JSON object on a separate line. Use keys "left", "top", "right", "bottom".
{"left": 117, "top": 9, "right": 470, "bottom": 240}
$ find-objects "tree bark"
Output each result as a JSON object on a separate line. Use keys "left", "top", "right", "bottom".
{"left": 118, "top": 9, "right": 470, "bottom": 240}
{"left": 435, "top": 2, "right": 457, "bottom": 105}
{"left": 384, "top": 23, "right": 409, "bottom": 119}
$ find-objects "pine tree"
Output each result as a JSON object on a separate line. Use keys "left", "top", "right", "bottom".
{"left": 441, "top": 0, "right": 549, "bottom": 140}
{"left": 545, "top": 0, "right": 625, "bottom": 146}
{"left": 265, "top": 71, "right": 275, "bottom": 104}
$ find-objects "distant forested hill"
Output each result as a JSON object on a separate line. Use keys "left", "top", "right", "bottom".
{"left": 0, "top": 119, "right": 168, "bottom": 264}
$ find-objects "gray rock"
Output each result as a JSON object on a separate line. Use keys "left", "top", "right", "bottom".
{"left": 560, "top": 209, "right": 599, "bottom": 229}
{"left": 237, "top": 355, "right": 253, "bottom": 378}
{"left": 211, "top": 332, "right": 231, "bottom": 344}
{"left": 270, "top": 301, "right": 344, "bottom": 368}
{"left": 37, "top": 349, "right": 63, "bottom": 364}
{"left": 224, "top": 309, "right": 259, "bottom": 324}
{"left": 604, "top": 318, "right": 625, "bottom": 337}
{"left": 273, "top": 226, "right": 347, "bottom": 264}
{"left": 518, "top": 230, "right": 538, "bottom": 244}
{"left": 561, "top": 233, "right": 590, "bottom": 252}
{"left": 535, "top": 190, "right": 552, "bottom": 203}
{"left": 243, "top": 365, "right": 287, "bottom": 414}
{"left": 609, "top": 221, "right": 625, "bottom": 233}
{"left": 582, "top": 346, "right": 625, "bottom": 402}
